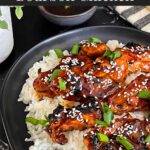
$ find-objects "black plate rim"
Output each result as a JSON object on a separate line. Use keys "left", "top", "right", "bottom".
{"left": 1, "top": 25, "right": 150, "bottom": 150}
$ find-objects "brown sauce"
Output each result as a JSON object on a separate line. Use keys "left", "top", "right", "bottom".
{"left": 44, "top": 6, "right": 93, "bottom": 16}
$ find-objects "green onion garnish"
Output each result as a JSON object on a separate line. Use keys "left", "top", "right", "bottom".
{"left": 103, "top": 50, "right": 112, "bottom": 57}
{"left": 58, "top": 77, "right": 67, "bottom": 91}
{"left": 95, "top": 119, "right": 109, "bottom": 127}
{"left": 144, "top": 134, "right": 150, "bottom": 143}
{"left": 97, "top": 133, "right": 109, "bottom": 143}
{"left": 50, "top": 69, "right": 62, "bottom": 81}
{"left": 26, "top": 117, "right": 49, "bottom": 127}
{"left": 44, "top": 51, "right": 50, "bottom": 57}
{"left": 70, "top": 43, "right": 80, "bottom": 54}
{"left": 116, "top": 136, "right": 134, "bottom": 150}
{"left": 103, "top": 50, "right": 121, "bottom": 61}
{"left": 102, "top": 103, "right": 114, "bottom": 125}
{"left": 113, "top": 51, "right": 122, "bottom": 60}
{"left": 89, "top": 37, "right": 101, "bottom": 44}
{"left": 137, "top": 90, "right": 150, "bottom": 100}
{"left": 54, "top": 48, "right": 64, "bottom": 58}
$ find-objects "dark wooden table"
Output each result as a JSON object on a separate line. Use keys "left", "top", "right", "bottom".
{"left": 0, "top": 6, "right": 133, "bottom": 148}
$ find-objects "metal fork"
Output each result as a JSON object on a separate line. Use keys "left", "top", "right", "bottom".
{"left": 0, "top": 139, "right": 9, "bottom": 150}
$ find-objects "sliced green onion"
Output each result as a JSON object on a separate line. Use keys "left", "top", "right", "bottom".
{"left": 103, "top": 50, "right": 113, "bottom": 60}
{"left": 102, "top": 103, "right": 114, "bottom": 125}
{"left": 103, "top": 50, "right": 121, "bottom": 61}
{"left": 116, "top": 136, "right": 134, "bottom": 150}
{"left": 89, "top": 37, "right": 101, "bottom": 44}
{"left": 26, "top": 117, "right": 49, "bottom": 127}
{"left": 144, "top": 134, "right": 150, "bottom": 143}
{"left": 70, "top": 43, "right": 80, "bottom": 54}
{"left": 103, "top": 50, "right": 112, "bottom": 57}
{"left": 58, "top": 77, "right": 67, "bottom": 91}
{"left": 137, "top": 90, "right": 150, "bottom": 100}
{"left": 113, "top": 51, "right": 122, "bottom": 60}
{"left": 44, "top": 115, "right": 49, "bottom": 121}
{"left": 97, "top": 133, "right": 109, "bottom": 143}
{"left": 50, "top": 69, "right": 62, "bottom": 81}
{"left": 95, "top": 119, "right": 109, "bottom": 127}
{"left": 54, "top": 48, "right": 64, "bottom": 58}
{"left": 44, "top": 51, "right": 50, "bottom": 57}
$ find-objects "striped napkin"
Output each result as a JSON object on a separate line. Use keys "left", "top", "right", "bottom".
{"left": 115, "top": 6, "right": 150, "bottom": 33}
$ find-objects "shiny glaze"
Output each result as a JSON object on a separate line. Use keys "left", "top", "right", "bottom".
{"left": 84, "top": 114, "right": 150, "bottom": 150}
{"left": 33, "top": 41, "right": 150, "bottom": 149}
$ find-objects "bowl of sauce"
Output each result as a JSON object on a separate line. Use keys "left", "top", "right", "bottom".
{"left": 39, "top": 6, "right": 97, "bottom": 26}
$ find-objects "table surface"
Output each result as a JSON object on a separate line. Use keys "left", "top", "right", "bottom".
{"left": 0, "top": 6, "right": 133, "bottom": 148}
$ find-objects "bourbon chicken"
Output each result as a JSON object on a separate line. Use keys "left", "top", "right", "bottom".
{"left": 31, "top": 38, "right": 150, "bottom": 149}
{"left": 47, "top": 101, "right": 101, "bottom": 145}
{"left": 33, "top": 41, "right": 150, "bottom": 103}
{"left": 80, "top": 42, "right": 109, "bottom": 58}
{"left": 84, "top": 114, "right": 150, "bottom": 150}
{"left": 108, "top": 75, "right": 150, "bottom": 115}
{"left": 33, "top": 54, "right": 120, "bottom": 102}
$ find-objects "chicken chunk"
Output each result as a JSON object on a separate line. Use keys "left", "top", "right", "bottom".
{"left": 47, "top": 101, "right": 101, "bottom": 145}
{"left": 33, "top": 55, "right": 120, "bottom": 102}
{"left": 84, "top": 114, "right": 150, "bottom": 150}
{"left": 108, "top": 75, "right": 150, "bottom": 115}
{"left": 80, "top": 42, "right": 109, "bottom": 58}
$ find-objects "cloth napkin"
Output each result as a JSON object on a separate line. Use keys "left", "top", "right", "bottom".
{"left": 115, "top": 6, "right": 150, "bottom": 33}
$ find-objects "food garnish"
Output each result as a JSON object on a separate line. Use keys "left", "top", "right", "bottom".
{"left": 44, "top": 51, "right": 50, "bottom": 57}
{"left": 95, "top": 119, "right": 109, "bottom": 127}
{"left": 116, "top": 136, "right": 134, "bottom": 150}
{"left": 97, "top": 133, "right": 109, "bottom": 143}
{"left": 137, "top": 90, "right": 150, "bottom": 100}
{"left": 26, "top": 117, "right": 49, "bottom": 127}
{"left": 58, "top": 77, "right": 67, "bottom": 90}
{"left": 89, "top": 37, "right": 101, "bottom": 44}
{"left": 54, "top": 48, "right": 64, "bottom": 58}
{"left": 144, "top": 134, "right": 150, "bottom": 143}
{"left": 103, "top": 50, "right": 121, "bottom": 61}
{"left": 102, "top": 103, "right": 114, "bottom": 125}
{"left": 70, "top": 43, "right": 80, "bottom": 54}
{"left": 50, "top": 69, "right": 62, "bottom": 81}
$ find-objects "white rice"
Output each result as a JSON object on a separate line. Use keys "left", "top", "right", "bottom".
{"left": 18, "top": 40, "right": 141, "bottom": 150}
{"left": 106, "top": 40, "right": 124, "bottom": 51}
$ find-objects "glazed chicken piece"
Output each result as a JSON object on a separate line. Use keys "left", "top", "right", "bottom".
{"left": 118, "top": 43, "right": 150, "bottom": 73}
{"left": 34, "top": 55, "right": 120, "bottom": 102}
{"left": 81, "top": 42, "right": 150, "bottom": 82}
{"left": 33, "top": 70, "right": 53, "bottom": 99}
{"left": 80, "top": 42, "right": 109, "bottom": 58}
{"left": 84, "top": 114, "right": 150, "bottom": 150}
{"left": 108, "top": 75, "right": 150, "bottom": 115}
{"left": 47, "top": 101, "right": 102, "bottom": 145}
{"left": 95, "top": 55, "right": 130, "bottom": 83}
{"left": 95, "top": 43, "right": 150, "bottom": 82}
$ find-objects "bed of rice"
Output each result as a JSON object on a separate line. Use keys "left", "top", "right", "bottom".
{"left": 18, "top": 40, "right": 143, "bottom": 150}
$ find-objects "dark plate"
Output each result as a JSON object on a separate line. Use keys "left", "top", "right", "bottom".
{"left": 1, "top": 26, "right": 150, "bottom": 150}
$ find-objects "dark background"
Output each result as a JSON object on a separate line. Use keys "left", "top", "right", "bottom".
{"left": 0, "top": 0, "right": 150, "bottom": 5}
{"left": 0, "top": 6, "right": 133, "bottom": 148}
